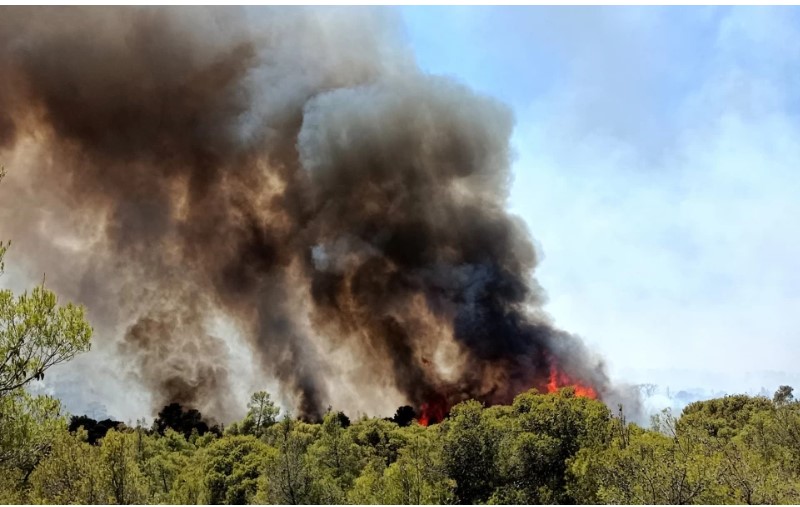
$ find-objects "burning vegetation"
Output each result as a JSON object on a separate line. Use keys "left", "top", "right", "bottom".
{"left": 0, "top": 6, "right": 617, "bottom": 422}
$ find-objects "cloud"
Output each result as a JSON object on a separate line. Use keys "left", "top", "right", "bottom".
{"left": 505, "top": 7, "right": 800, "bottom": 387}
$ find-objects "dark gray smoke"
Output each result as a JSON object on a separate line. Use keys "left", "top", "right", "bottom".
{"left": 0, "top": 6, "right": 617, "bottom": 420}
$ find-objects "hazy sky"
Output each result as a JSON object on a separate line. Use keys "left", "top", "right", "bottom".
{"left": 400, "top": 6, "right": 800, "bottom": 390}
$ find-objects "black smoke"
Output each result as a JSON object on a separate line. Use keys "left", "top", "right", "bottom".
{"left": 0, "top": 6, "right": 614, "bottom": 421}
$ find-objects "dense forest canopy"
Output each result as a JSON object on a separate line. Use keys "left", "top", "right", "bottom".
{"left": 3, "top": 165, "right": 800, "bottom": 505}
{"left": 5, "top": 379, "right": 800, "bottom": 504}
{"left": 1, "top": 229, "right": 799, "bottom": 503}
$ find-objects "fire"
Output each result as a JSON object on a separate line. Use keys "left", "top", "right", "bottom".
{"left": 546, "top": 363, "right": 598, "bottom": 399}
{"left": 417, "top": 395, "right": 449, "bottom": 427}
{"left": 415, "top": 358, "right": 598, "bottom": 427}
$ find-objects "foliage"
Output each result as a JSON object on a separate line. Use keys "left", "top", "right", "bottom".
{"left": 306, "top": 411, "right": 363, "bottom": 502}
{"left": 237, "top": 391, "right": 280, "bottom": 438}
{"left": 181, "top": 435, "right": 272, "bottom": 504}
{"left": 0, "top": 391, "right": 66, "bottom": 483}
{"left": 0, "top": 165, "right": 95, "bottom": 501}
{"left": 1, "top": 239, "right": 799, "bottom": 507}
{"left": 678, "top": 394, "right": 774, "bottom": 439}
{"left": 382, "top": 424, "right": 455, "bottom": 504}
{"left": 29, "top": 428, "right": 108, "bottom": 504}
{"left": 501, "top": 387, "right": 612, "bottom": 503}
{"left": 262, "top": 416, "right": 317, "bottom": 504}
{"left": 100, "top": 429, "right": 149, "bottom": 504}
{"left": 349, "top": 417, "right": 406, "bottom": 467}
{"left": 439, "top": 399, "right": 500, "bottom": 504}
{"left": 139, "top": 428, "right": 195, "bottom": 503}
{"left": 773, "top": 385, "right": 794, "bottom": 406}
{"left": 5, "top": 384, "right": 800, "bottom": 505}
{"left": 0, "top": 284, "right": 92, "bottom": 394}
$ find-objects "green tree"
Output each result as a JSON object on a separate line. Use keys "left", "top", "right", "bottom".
{"left": 139, "top": 428, "right": 195, "bottom": 503}
{"left": 100, "top": 429, "right": 149, "bottom": 504}
{"left": 492, "top": 431, "right": 562, "bottom": 504}
{"left": 1, "top": 285, "right": 92, "bottom": 394}
{"left": 347, "top": 458, "right": 388, "bottom": 504}
{"left": 0, "top": 166, "right": 93, "bottom": 499}
{"left": 307, "top": 410, "right": 363, "bottom": 502}
{"left": 497, "top": 388, "right": 612, "bottom": 503}
{"left": 678, "top": 394, "right": 774, "bottom": 440}
{"left": 239, "top": 391, "right": 280, "bottom": 438}
{"left": 188, "top": 435, "right": 272, "bottom": 504}
{"left": 381, "top": 424, "right": 454, "bottom": 504}
{"left": 28, "top": 428, "right": 109, "bottom": 504}
{"left": 169, "top": 450, "right": 206, "bottom": 504}
{"left": 347, "top": 424, "right": 454, "bottom": 505}
{"left": 264, "top": 416, "right": 317, "bottom": 504}
{"left": 440, "top": 400, "right": 498, "bottom": 504}
{"left": 570, "top": 410, "right": 728, "bottom": 504}
{"left": 0, "top": 391, "right": 66, "bottom": 486}
{"left": 349, "top": 417, "right": 407, "bottom": 467}
{"left": 715, "top": 400, "right": 800, "bottom": 503}
{"left": 773, "top": 385, "right": 794, "bottom": 406}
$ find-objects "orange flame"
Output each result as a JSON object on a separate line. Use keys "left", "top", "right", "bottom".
{"left": 546, "top": 363, "right": 598, "bottom": 399}
{"left": 415, "top": 359, "right": 597, "bottom": 427}
{"left": 418, "top": 396, "right": 449, "bottom": 427}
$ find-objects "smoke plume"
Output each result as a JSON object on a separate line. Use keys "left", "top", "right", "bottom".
{"left": 0, "top": 7, "right": 618, "bottom": 420}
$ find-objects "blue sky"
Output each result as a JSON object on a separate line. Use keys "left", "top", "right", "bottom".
{"left": 400, "top": 6, "right": 800, "bottom": 391}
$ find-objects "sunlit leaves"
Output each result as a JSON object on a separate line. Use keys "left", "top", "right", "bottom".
{"left": 0, "top": 285, "right": 92, "bottom": 394}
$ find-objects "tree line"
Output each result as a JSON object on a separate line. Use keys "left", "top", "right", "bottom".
{"left": 4, "top": 384, "right": 800, "bottom": 504}
{"left": 3, "top": 166, "right": 800, "bottom": 504}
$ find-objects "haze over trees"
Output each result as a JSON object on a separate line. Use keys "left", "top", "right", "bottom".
{"left": 4, "top": 167, "right": 800, "bottom": 505}
{"left": 0, "top": 166, "right": 93, "bottom": 500}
